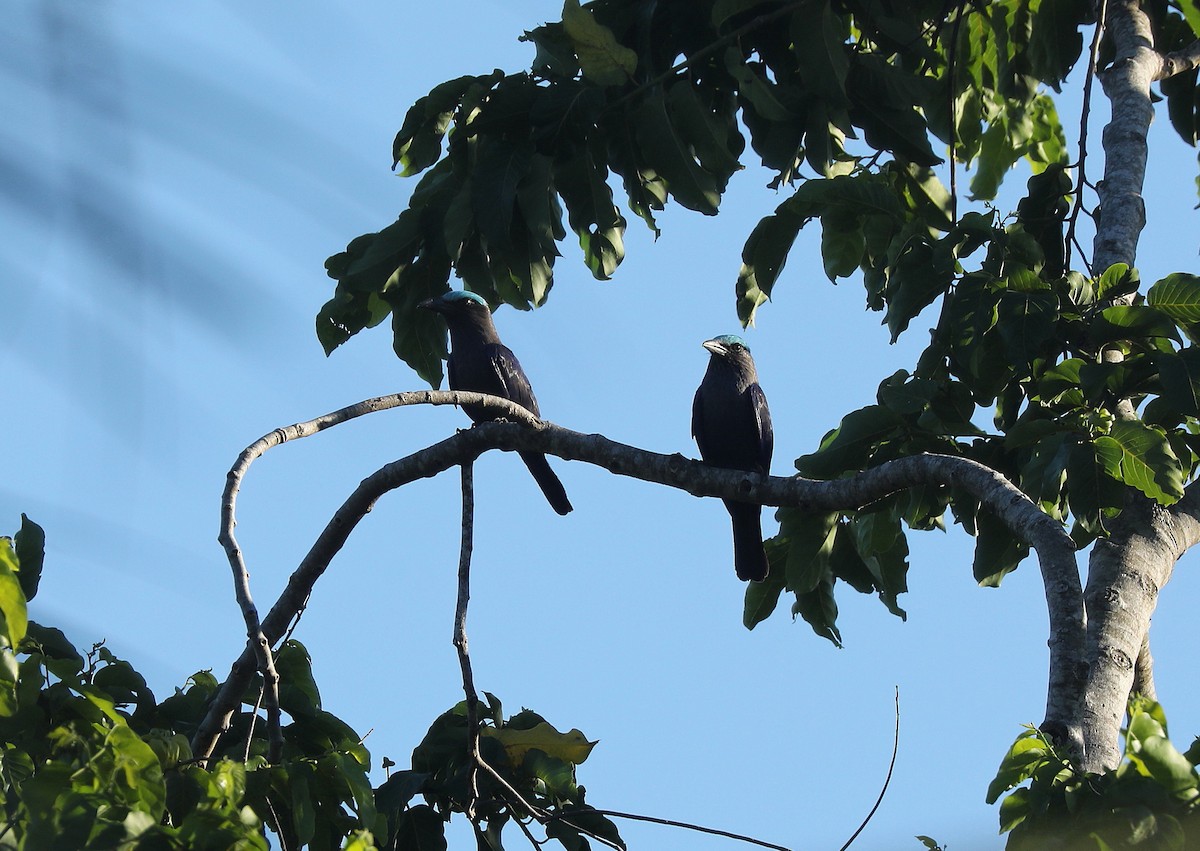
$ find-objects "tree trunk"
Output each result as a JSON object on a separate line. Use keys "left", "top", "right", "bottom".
{"left": 1077, "top": 0, "right": 1187, "bottom": 771}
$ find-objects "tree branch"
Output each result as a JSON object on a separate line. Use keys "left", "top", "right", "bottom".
{"left": 1132, "top": 628, "right": 1157, "bottom": 701}
{"left": 1092, "top": 0, "right": 1158, "bottom": 272}
{"left": 455, "top": 460, "right": 481, "bottom": 821}
{"left": 1079, "top": 496, "right": 1180, "bottom": 770}
{"left": 193, "top": 391, "right": 1082, "bottom": 762}
{"left": 1158, "top": 39, "right": 1200, "bottom": 80}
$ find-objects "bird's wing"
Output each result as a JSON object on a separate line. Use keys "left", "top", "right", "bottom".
{"left": 691, "top": 386, "right": 708, "bottom": 453}
{"left": 749, "top": 382, "right": 774, "bottom": 473}
{"left": 487, "top": 343, "right": 541, "bottom": 417}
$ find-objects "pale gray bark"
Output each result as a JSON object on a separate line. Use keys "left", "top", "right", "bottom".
{"left": 1080, "top": 499, "right": 1183, "bottom": 769}
{"left": 1077, "top": 0, "right": 1200, "bottom": 772}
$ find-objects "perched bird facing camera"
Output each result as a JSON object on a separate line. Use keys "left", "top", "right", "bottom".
{"left": 692, "top": 335, "right": 773, "bottom": 581}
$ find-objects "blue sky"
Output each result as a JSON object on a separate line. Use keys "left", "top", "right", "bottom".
{"left": 5, "top": 3, "right": 1200, "bottom": 850}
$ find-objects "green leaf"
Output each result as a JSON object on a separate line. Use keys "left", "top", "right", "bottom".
{"left": 1148, "top": 272, "right": 1200, "bottom": 323}
{"left": 392, "top": 74, "right": 502, "bottom": 176}
{"left": 851, "top": 504, "right": 909, "bottom": 619}
{"left": 0, "top": 647, "right": 18, "bottom": 717}
{"left": 1095, "top": 262, "right": 1138, "bottom": 299}
{"left": 14, "top": 515, "right": 44, "bottom": 603}
{"left": 797, "top": 405, "right": 905, "bottom": 478}
{"left": 778, "top": 510, "right": 838, "bottom": 593}
{"left": 883, "top": 230, "right": 956, "bottom": 341}
{"left": 1095, "top": 420, "right": 1185, "bottom": 505}
{"left": 1067, "top": 437, "right": 1125, "bottom": 535}
{"left": 275, "top": 640, "right": 322, "bottom": 718}
{"left": 996, "top": 286, "right": 1058, "bottom": 366}
{"left": 666, "top": 81, "right": 744, "bottom": 189}
{"left": 632, "top": 91, "right": 722, "bottom": 214}
{"left": 554, "top": 142, "right": 626, "bottom": 280}
{"left": 1156, "top": 348, "right": 1200, "bottom": 416}
{"left": 737, "top": 207, "right": 805, "bottom": 324}
{"left": 973, "top": 509, "right": 1030, "bottom": 587}
{"left": 0, "top": 540, "right": 28, "bottom": 650}
{"left": 789, "top": 3, "right": 850, "bottom": 107}
{"left": 744, "top": 537, "right": 789, "bottom": 628}
{"left": 1088, "top": 305, "right": 1180, "bottom": 345}
{"left": 792, "top": 569, "right": 843, "bottom": 647}
{"left": 520, "top": 23, "right": 581, "bottom": 79}
{"left": 561, "top": 0, "right": 637, "bottom": 86}
{"left": 1027, "top": 0, "right": 1089, "bottom": 88}
{"left": 393, "top": 804, "right": 448, "bottom": 851}
{"left": 482, "top": 721, "right": 596, "bottom": 767}
{"left": 1138, "top": 735, "right": 1200, "bottom": 793}
{"left": 846, "top": 55, "right": 942, "bottom": 167}
{"left": 820, "top": 208, "right": 866, "bottom": 281}
{"left": 987, "top": 728, "right": 1053, "bottom": 804}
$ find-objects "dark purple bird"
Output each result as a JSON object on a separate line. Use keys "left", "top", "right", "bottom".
{"left": 419, "top": 290, "right": 572, "bottom": 515}
{"left": 692, "top": 335, "right": 774, "bottom": 581}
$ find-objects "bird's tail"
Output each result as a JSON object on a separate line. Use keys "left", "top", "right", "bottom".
{"left": 519, "top": 451, "right": 573, "bottom": 515}
{"left": 726, "top": 501, "right": 769, "bottom": 581}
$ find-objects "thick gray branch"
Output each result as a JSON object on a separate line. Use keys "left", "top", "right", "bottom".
{"left": 193, "top": 391, "right": 1082, "bottom": 761}
{"left": 1077, "top": 0, "right": 1196, "bottom": 773}
{"left": 1160, "top": 39, "right": 1200, "bottom": 80}
{"left": 1092, "top": 0, "right": 1160, "bottom": 272}
{"left": 1080, "top": 497, "right": 1182, "bottom": 770}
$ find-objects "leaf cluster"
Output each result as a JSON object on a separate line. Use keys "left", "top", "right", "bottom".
{"left": 0, "top": 517, "right": 619, "bottom": 851}
{"left": 731, "top": 114, "right": 1200, "bottom": 638}
{"left": 317, "top": 0, "right": 1100, "bottom": 382}
{"left": 987, "top": 698, "right": 1200, "bottom": 849}
{"left": 378, "top": 695, "right": 622, "bottom": 850}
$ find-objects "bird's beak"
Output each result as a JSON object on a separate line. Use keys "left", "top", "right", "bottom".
{"left": 702, "top": 340, "right": 727, "bottom": 357}
{"left": 418, "top": 297, "right": 443, "bottom": 313}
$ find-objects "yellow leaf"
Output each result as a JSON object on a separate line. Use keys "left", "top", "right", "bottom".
{"left": 482, "top": 721, "right": 597, "bottom": 767}
{"left": 562, "top": 0, "right": 637, "bottom": 87}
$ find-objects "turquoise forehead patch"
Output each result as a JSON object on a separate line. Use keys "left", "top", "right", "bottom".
{"left": 443, "top": 290, "right": 488, "bottom": 307}
{"left": 710, "top": 334, "right": 748, "bottom": 350}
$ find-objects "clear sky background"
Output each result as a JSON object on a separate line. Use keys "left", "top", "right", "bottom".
{"left": 5, "top": 3, "right": 1200, "bottom": 850}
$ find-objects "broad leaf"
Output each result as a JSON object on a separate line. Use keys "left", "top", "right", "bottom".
{"left": 1156, "top": 347, "right": 1200, "bottom": 416}
{"left": 792, "top": 570, "right": 843, "bottom": 647}
{"left": 1067, "top": 438, "right": 1124, "bottom": 536}
{"left": 13, "top": 514, "right": 44, "bottom": 603}
{"left": 1095, "top": 421, "right": 1185, "bottom": 505}
{"left": 797, "top": 405, "right": 904, "bottom": 478}
{"left": 0, "top": 540, "right": 27, "bottom": 650}
{"left": 561, "top": 0, "right": 637, "bottom": 87}
{"left": 1148, "top": 272, "right": 1200, "bottom": 324}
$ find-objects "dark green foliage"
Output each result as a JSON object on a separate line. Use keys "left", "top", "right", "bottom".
{"left": 321, "top": 0, "right": 1094, "bottom": 379}
{"left": 0, "top": 520, "right": 616, "bottom": 851}
{"left": 378, "top": 697, "right": 622, "bottom": 851}
{"left": 989, "top": 698, "right": 1200, "bottom": 849}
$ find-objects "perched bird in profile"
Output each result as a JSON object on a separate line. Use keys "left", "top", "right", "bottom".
{"left": 692, "top": 335, "right": 774, "bottom": 581}
{"left": 418, "top": 290, "right": 573, "bottom": 515}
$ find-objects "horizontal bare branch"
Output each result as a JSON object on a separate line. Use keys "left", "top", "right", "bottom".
{"left": 194, "top": 391, "right": 1083, "bottom": 760}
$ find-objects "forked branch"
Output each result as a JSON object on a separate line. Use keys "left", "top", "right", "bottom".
{"left": 194, "top": 391, "right": 1082, "bottom": 763}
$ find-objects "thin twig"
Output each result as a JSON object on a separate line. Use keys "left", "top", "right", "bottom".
{"left": 837, "top": 687, "right": 901, "bottom": 851}
{"left": 945, "top": 2, "right": 965, "bottom": 223}
{"left": 454, "top": 460, "right": 481, "bottom": 820}
{"left": 243, "top": 685, "right": 265, "bottom": 763}
{"left": 196, "top": 391, "right": 541, "bottom": 763}
{"left": 1065, "top": 3, "right": 1107, "bottom": 276}
{"left": 554, "top": 809, "right": 791, "bottom": 851}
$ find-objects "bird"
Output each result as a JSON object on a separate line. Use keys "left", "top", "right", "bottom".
{"left": 692, "top": 335, "right": 774, "bottom": 581}
{"left": 418, "top": 290, "right": 573, "bottom": 515}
